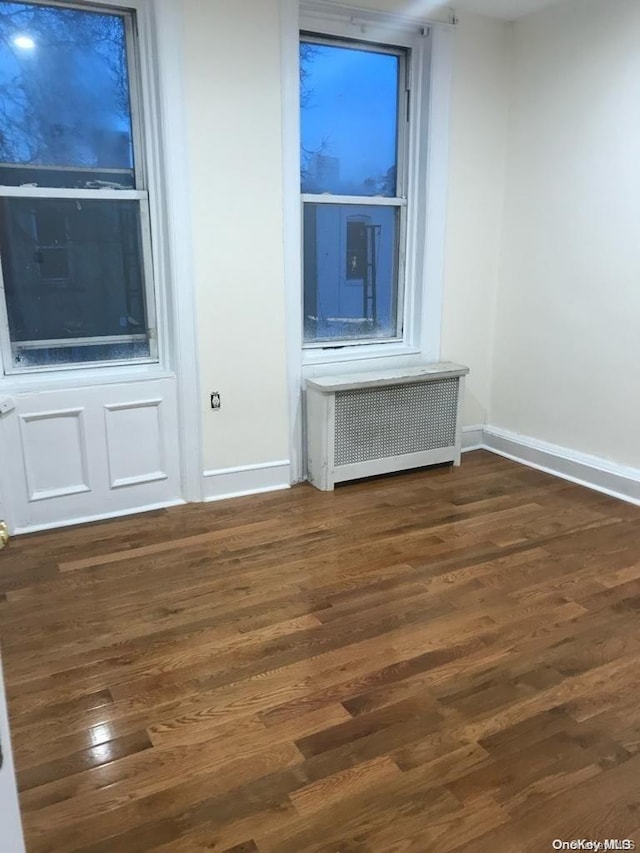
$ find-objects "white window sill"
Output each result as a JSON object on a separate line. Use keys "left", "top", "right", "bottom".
{"left": 303, "top": 342, "right": 422, "bottom": 368}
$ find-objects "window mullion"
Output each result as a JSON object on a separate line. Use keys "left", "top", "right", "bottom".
{"left": 0, "top": 187, "right": 147, "bottom": 201}
{"left": 301, "top": 193, "right": 406, "bottom": 206}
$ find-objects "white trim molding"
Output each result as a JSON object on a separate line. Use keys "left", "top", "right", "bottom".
{"left": 12, "top": 499, "right": 186, "bottom": 537}
{"left": 483, "top": 426, "right": 640, "bottom": 507}
{"left": 151, "top": 0, "right": 203, "bottom": 502}
{"left": 281, "top": 0, "right": 305, "bottom": 486}
{"left": 462, "top": 424, "right": 485, "bottom": 452}
{"left": 202, "top": 461, "right": 292, "bottom": 503}
{"left": 419, "top": 22, "right": 454, "bottom": 362}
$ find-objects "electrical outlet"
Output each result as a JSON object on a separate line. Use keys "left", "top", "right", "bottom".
{"left": 210, "top": 392, "right": 221, "bottom": 410}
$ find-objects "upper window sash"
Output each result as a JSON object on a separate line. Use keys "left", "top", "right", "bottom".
{"left": 0, "top": 0, "right": 147, "bottom": 191}
{"left": 300, "top": 34, "right": 408, "bottom": 202}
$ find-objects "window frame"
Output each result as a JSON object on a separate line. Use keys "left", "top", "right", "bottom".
{"left": 0, "top": 0, "right": 160, "bottom": 376}
{"left": 297, "top": 3, "right": 441, "bottom": 365}
{"left": 300, "top": 32, "right": 408, "bottom": 349}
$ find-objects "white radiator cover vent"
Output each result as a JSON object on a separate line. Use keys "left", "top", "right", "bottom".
{"left": 306, "top": 362, "right": 469, "bottom": 491}
{"left": 334, "top": 378, "right": 459, "bottom": 467}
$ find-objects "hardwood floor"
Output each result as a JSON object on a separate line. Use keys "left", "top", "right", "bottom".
{"left": 2, "top": 450, "right": 640, "bottom": 852}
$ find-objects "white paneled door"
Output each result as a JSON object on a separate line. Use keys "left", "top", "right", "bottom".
{"left": 0, "top": 377, "right": 182, "bottom": 534}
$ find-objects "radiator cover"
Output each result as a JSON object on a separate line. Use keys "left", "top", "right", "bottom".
{"left": 306, "top": 363, "right": 469, "bottom": 491}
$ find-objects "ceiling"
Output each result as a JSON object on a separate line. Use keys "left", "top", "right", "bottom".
{"left": 451, "top": 0, "right": 563, "bottom": 19}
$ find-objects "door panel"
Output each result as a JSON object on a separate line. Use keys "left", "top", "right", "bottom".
{"left": 0, "top": 377, "right": 181, "bottom": 533}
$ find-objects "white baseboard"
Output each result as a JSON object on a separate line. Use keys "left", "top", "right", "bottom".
{"left": 13, "top": 499, "right": 187, "bottom": 536}
{"left": 202, "top": 460, "right": 291, "bottom": 503}
{"left": 12, "top": 434, "right": 639, "bottom": 534}
{"left": 462, "top": 424, "right": 485, "bottom": 453}
{"left": 483, "top": 426, "right": 640, "bottom": 507}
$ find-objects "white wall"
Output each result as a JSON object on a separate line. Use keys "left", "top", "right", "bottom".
{"left": 491, "top": 0, "right": 640, "bottom": 469}
{"left": 179, "top": 0, "right": 511, "bottom": 486}
{"left": 441, "top": 12, "right": 511, "bottom": 426}
{"left": 181, "top": 0, "right": 290, "bottom": 474}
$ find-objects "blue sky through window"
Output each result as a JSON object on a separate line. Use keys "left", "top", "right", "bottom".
{"left": 0, "top": 1, "right": 133, "bottom": 176}
{"left": 300, "top": 41, "right": 400, "bottom": 196}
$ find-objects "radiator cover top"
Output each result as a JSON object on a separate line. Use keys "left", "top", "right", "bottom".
{"left": 334, "top": 378, "right": 458, "bottom": 467}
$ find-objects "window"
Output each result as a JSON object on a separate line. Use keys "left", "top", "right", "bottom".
{"left": 300, "top": 35, "right": 408, "bottom": 347}
{"left": 0, "top": 0, "right": 156, "bottom": 372}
